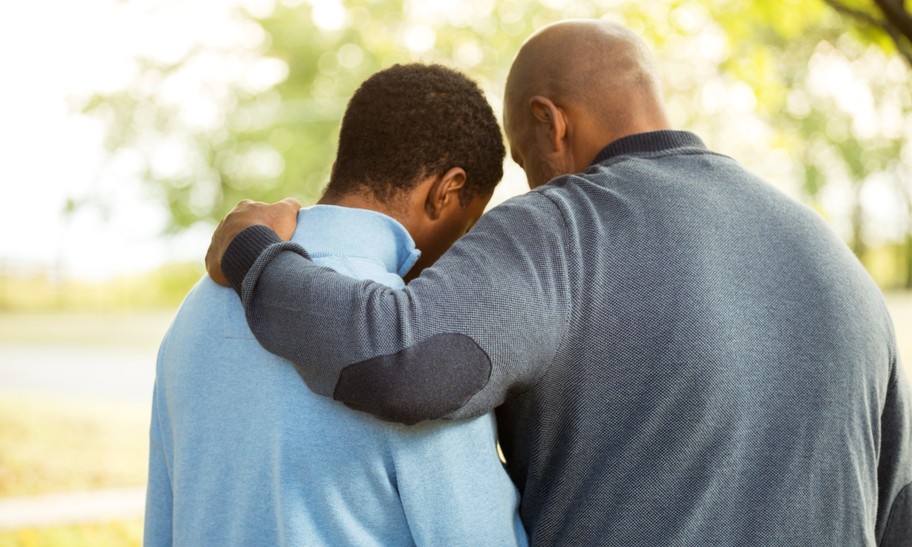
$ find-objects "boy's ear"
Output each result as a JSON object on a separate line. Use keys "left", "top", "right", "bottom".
{"left": 529, "top": 95, "right": 567, "bottom": 153}
{"left": 425, "top": 167, "right": 467, "bottom": 220}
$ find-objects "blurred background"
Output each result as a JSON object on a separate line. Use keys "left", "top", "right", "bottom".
{"left": 1, "top": 0, "right": 910, "bottom": 544}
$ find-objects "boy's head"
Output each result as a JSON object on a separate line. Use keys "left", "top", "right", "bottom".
{"left": 322, "top": 63, "right": 505, "bottom": 274}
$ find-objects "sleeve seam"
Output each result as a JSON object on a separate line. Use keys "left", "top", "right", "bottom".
{"left": 522, "top": 189, "right": 575, "bottom": 394}
{"left": 882, "top": 297, "right": 899, "bottom": 376}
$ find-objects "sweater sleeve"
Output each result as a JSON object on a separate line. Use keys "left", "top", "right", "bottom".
{"left": 228, "top": 192, "right": 571, "bottom": 423}
{"left": 391, "top": 415, "right": 528, "bottom": 546}
{"left": 143, "top": 371, "right": 174, "bottom": 546}
{"left": 876, "top": 343, "right": 912, "bottom": 544}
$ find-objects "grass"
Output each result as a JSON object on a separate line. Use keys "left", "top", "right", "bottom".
{"left": 0, "top": 311, "right": 173, "bottom": 351}
{"left": 0, "top": 310, "right": 164, "bottom": 499}
{"left": 0, "top": 395, "right": 148, "bottom": 545}
{"left": 0, "top": 396, "right": 148, "bottom": 498}
{"left": 0, "top": 520, "right": 142, "bottom": 547}
{"left": 0, "top": 263, "right": 203, "bottom": 313}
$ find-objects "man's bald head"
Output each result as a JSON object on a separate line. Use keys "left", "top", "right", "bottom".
{"left": 506, "top": 20, "right": 663, "bottom": 118}
{"left": 504, "top": 20, "right": 671, "bottom": 187}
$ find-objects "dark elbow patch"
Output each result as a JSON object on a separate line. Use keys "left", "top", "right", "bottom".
{"left": 333, "top": 333, "right": 491, "bottom": 425}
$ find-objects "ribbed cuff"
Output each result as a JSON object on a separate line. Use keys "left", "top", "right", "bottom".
{"left": 221, "top": 225, "right": 282, "bottom": 296}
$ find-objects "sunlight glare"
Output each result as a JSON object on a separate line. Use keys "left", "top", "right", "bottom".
{"left": 310, "top": 0, "right": 347, "bottom": 31}
{"left": 403, "top": 25, "right": 437, "bottom": 53}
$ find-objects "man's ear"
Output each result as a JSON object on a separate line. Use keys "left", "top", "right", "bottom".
{"left": 425, "top": 167, "right": 467, "bottom": 220}
{"left": 529, "top": 96, "right": 568, "bottom": 153}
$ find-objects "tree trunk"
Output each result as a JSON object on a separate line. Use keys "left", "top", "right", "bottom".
{"left": 850, "top": 184, "right": 868, "bottom": 261}
{"left": 904, "top": 234, "right": 912, "bottom": 289}
{"left": 823, "top": 0, "right": 912, "bottom": 66}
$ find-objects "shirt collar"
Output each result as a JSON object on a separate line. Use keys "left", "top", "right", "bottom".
{"left": 591, "top": 130, "right": 707, "bottom": 165}
{"left": 291, "top": 204, "right": 421, "bottom": 278}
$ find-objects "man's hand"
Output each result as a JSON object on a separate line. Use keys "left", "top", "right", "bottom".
{"left": 206, "top": 198, "right": 302, "bottom": 286}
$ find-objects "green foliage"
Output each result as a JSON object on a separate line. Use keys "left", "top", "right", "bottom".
{"left": 82, "top": 0, "right": 912, "bottom": 285}
{"left": 79, "top": 0, "right": 710, "bottom": 231}
{"left": 0, "top": 263, "right": 203, "bottom": 312}
{"left": 0, "top": 520, "right": 142, "bottom": 547}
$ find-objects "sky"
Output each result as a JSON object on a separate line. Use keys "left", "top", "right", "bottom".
{"left": 0, "top": 0, "right": 274, "bottom": 280}
{"left": 0, "top": 0, "right": 530, "bottom": 281}
{"left": 1, "top": 1, "right": 185, "bottom": 279}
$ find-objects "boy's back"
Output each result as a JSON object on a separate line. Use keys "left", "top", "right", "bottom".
{"left": 144, "top": 206, "right": 525, "bottom": 546}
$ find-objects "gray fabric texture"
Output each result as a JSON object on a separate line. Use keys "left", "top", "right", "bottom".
{"left": 335, "top": 333, "right": 492, "bottom": 424}
{"left": 229, "top": 130, "right": 912, "bottom": 546}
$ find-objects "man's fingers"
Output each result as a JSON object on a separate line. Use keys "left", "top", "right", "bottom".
{"left": 205, "top": 197, "right": 302, "bottom": 285}
{"left": 205, "top": 243, "right": 230, "bottom": 286}
{"left": 280, "top": 197, "right": 302, "bottom": 210}
{"left": 267, "top": 198, "right": 301, "bottom": 241}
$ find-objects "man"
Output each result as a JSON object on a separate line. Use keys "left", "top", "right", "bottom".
{"left": 145, "top": 63, "right": 527, "bottom": 546}
{"left": 207, "top": 21, "right": 912, "bottom": 546}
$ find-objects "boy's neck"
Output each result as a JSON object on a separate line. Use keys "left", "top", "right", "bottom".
{"left": 317, "top": 192, "right": 400, "bottom": 220}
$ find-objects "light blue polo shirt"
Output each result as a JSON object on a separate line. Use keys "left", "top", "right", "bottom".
{"left": 144, "top": 205, "right": 527, "bottom": 546}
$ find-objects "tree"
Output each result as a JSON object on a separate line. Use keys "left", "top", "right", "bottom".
{"left": 81, "top": 0, "right": 912, "bottom": 286}
{"left": 823, "top": 0, "right": 912, "bottom": 65}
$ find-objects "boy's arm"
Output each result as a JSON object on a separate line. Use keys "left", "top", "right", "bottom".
{"left": 143, "top": 380, "right": 174, "bottom": 547}
{"left": 220, "top": 192, "right": 572, "bottom": 424}
{"left": 391, "top": 415, "right": 528, "bottom": 546}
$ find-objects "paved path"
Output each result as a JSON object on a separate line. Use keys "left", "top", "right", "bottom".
{"left": 0, "top": 343, "right": 154, "bottom": 528}
{"left": 0, "top": 488, "right": 146, "bottom": 530}
{"left": 0, "top": 344, "right": 156, "bottom": 403}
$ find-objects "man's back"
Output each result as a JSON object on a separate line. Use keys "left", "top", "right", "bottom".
{"left": 219, "top": 131, "right": 911, "bottom": 546}
{"left": 144, "top": 206, "right": 525, "bottom": 546}
{"left": 497, "top": 131, "right": 909, "bottom": 544}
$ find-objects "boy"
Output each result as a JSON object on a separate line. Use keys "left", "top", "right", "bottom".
{"left": 144, "top": 64, "right": 526, "bottom": 546}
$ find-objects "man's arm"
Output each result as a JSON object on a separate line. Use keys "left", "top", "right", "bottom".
{"left": 205, "top": 198, "right": 301, "bottom": 286}
{"left": 877, "top": 346, "right": 912, "bottom": 544}
{"left": 214, "top": 192, "right": 572, "bottom": 424}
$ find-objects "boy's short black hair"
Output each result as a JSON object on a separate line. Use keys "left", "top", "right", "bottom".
{"left": 324, "top": 63, "right": 505, "bottom": 204}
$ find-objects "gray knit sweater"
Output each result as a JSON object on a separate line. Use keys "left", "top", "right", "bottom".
{"left": 223, "top": 131, "right": 911, "bottom": 546}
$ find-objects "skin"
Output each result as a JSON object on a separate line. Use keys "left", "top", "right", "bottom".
{"left": 206, "top": 19, "right": 671, "bottom": 280}
{"left": 204, "top": 170, "right": 491, "bottom": 286}
{"left": 503, "top": 19, "right": 672, "bottom": 188}
{"left": 205, "top": 197, "right": 301, "bottom": 286}
{"left": 320, "top": 167, "right": 491, "bottom": 279}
